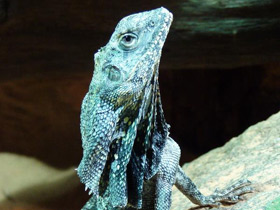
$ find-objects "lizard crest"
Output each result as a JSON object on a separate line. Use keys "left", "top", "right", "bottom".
{"left": 77, "top": 7, "right": 173, "bottom": 208}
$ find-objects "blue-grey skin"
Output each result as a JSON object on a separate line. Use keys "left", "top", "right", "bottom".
{"left": 77, "top": 7, "right": 252, "bottom": 210}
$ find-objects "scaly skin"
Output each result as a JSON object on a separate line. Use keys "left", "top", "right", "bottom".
{"left": 77, "top": 7, "right": 253, "bottom": 210}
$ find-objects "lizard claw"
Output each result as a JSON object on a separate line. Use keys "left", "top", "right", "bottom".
{"left": 208, "top": 179, "right": 253, "bottom": 204}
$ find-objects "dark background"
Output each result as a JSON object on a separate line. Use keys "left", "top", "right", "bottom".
{"left": 0, "top": 0, "right": 280, "bottom": 209}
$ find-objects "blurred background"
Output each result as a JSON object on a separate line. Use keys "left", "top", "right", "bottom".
{"left": 0, "top": 0, "right": 279, "bottom": 209}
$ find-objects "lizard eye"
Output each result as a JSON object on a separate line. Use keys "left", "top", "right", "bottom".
{"left": 119, "top": 33, "right": 138, "bottom": 50}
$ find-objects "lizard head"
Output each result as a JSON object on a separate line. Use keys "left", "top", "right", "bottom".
{"left": 77, "top": 7, "right": 173, "bottom": 206}
{"left": 92, "top": 7, "right": 173, "bottom": 105}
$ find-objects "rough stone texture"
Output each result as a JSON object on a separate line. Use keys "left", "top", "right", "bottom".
{"left": 0, "top": 152, "right": 82, "bottom": 210}
{"left": 171, "top": 111, "right": 280, "bottom": 210}
{"left": 2, "top": 204, "right": 52, "bottom": 210}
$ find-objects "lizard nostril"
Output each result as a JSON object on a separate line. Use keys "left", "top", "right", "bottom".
{"left": 149, "top": 20, "right": 155, "bottom": 27}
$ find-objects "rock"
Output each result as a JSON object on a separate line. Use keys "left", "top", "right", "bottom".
{"left": 171, "top": 111, "right": 280, "bottom": 210}
{"left": 2, "top": 203, "right": 52, "bottom": 210}
{"left": 0, "top": 153, "right": 80, "bottom": 208}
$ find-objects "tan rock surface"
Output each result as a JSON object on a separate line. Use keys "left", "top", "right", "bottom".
{"left": 172, "top": 111, "right": 280, "bottom": 210}
{"left": 0, "top": 153, "right": 80, "bottom": 209}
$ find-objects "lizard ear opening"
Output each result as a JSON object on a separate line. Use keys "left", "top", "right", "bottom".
{"left": 103, "top": 64, "right": 121, "bottom": 82}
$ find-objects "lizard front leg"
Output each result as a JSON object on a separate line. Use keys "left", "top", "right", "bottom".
{"left": 154, "top": 137, "right": 181, "bottom": 210}
{"left": 156, "top": 137, "right": 253, "bottom": 209}
{"left": 175, "top": 165, "right": 253, "bottom": 207}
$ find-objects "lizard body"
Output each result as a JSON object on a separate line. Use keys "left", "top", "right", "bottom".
{"left": 77, "top": 7, "right": 252, "bottom": 210}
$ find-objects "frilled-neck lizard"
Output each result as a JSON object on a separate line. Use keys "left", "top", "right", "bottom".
{"left": 77, "top": 7, "right": 252, "bottom": 210}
